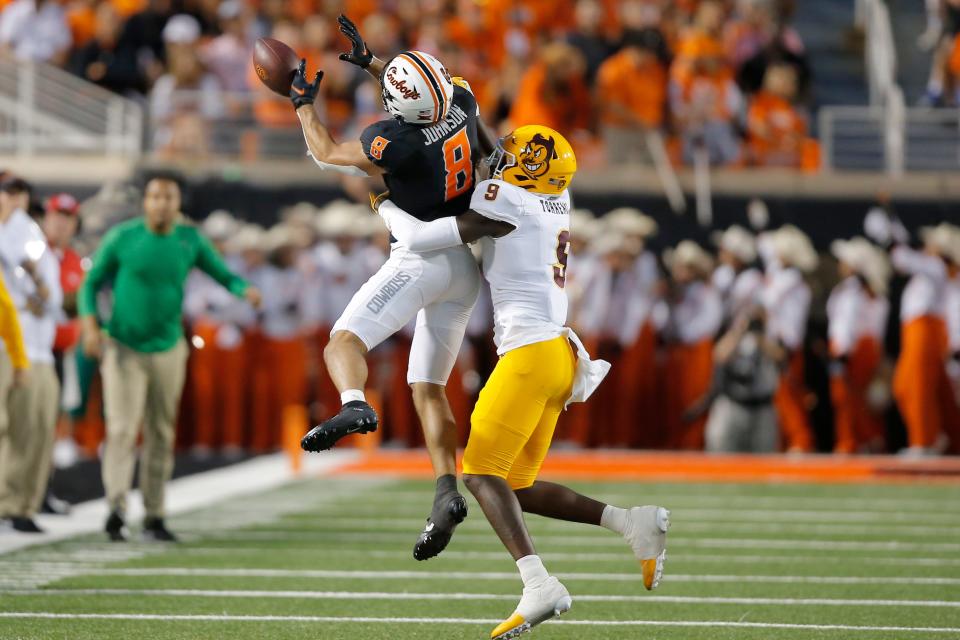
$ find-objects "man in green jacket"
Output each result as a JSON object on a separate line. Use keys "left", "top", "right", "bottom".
{"left": 80, "top": 175, "right": 261, "bottom": 542}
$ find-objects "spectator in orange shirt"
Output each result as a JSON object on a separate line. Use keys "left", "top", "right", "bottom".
{"left": 672, "top": 0, "right": 727, "bottom": 84}
{"left": 445, "top": 0, "right": 506, "bottom": 75}
{"left": 66, "top": 0, "right": 97, "bottom": 48}
{"left": 670, "top": 49, "right": 743, "bottom": 166}
{"left": 747, "top": 62, "right": 806, "bottom": 167}
{"left": 597, "top": 28, "right": 669, "bottom": 165}
{"left": 508, "top": 42, "right": 592, "bottom": 138}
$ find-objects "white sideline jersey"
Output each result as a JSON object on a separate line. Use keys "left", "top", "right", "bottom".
{"left": 471, "top": 179, "right": 571, "bottom": 355}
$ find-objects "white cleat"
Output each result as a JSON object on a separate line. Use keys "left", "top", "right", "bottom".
{"left": 623, "top": 505, "right": 670, "bottom": 590}
{"left": 490, "top": 576, "right": 572, "bottom": 639}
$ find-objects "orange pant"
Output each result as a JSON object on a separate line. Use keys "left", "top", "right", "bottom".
{"left": 614, "top": 323, "right": 658, "bottom": 448}
{"left": 831, "top": 337, "right": 884, "bottom": 453}
{"left": 249, "top": 334, "right": 308, "bottom": 452}
{"left": 775, "top": 351, "right": 814, "bottom": 452}
{"left": 893, "top": 316, "right": 951, "bottom": 448}
{"left": 665, "top": 339, "right": 714, "bottom": 450}
{"left": 190, "top": 322, "right": 248, "bottom": 449}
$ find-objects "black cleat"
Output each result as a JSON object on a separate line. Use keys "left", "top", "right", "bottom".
{"left": 142, "top": 517, "right": 178, "bottom": 543}
{"left": 105, "top": 510, "right": 128, "bottom": 542}
{"left": 301, "top": 401, "right": 378, "bottom": 452}
{"left": 11, "top": 516, "right": 44, "bottom": 534}
{"left": 413, "top": 493, "right": 467, "bottom": 561}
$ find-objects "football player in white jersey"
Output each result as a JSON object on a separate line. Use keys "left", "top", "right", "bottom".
{"left": 378, "top": 125, "right": 671, "bottom": 639}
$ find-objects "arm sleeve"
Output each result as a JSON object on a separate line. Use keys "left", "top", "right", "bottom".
{"left": 194, "top": 234, "right": 249, "bottom": 298}
{"left": 379, "top": 200, "right": 463, "bottom": 252}
{"left": 0, "top": 276, "right": 28, "bottom": 369}
{"left": 78, "top": 227, "right": 122, "bottom": 318}
{"left": 891, "top": 245, "right": 947, "bottom": 281}
{"left": 469, "top": 180, "right": 524, "bottom": 227}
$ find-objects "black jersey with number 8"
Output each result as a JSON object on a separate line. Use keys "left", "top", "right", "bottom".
{"left": 360, "top": 85, "right": 480, "bottom": 222}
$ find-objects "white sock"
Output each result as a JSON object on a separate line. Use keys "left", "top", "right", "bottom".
{"left": 340, "top": 389, "right": 365, "bottom": 405}
{"left": 601, "top": 505, "right": 628, "bottom": 536}
{"left": 516, "top": 555, "right": 548, "bottom": 589}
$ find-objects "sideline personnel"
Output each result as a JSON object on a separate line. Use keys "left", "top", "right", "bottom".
{"left": 79, "top": 175, "right": 260, "bottom": 542}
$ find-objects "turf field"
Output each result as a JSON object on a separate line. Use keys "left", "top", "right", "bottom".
{"left": 2, "top": 476, "right": 959, "bottom": 639}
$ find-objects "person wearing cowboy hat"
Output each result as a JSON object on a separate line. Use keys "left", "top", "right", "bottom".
{"left": 946, "top": 240, "right": 960, "bottom": 438}
{"left": 758, "top": 225, "right": 818, "bottom": 453}
{"left": 611, "top": 209, "right": 664, "bottom": 449}
{"left": 827, "top": 238, "right": 891, "bottom": 454}
{"left": 245, "top": 224, "right": 312, "bottom": 453}
{"left": 303, "top": 202, "right": 387, "bottom": 429}
{"left": 711, "top": 225, "right": 764, "bottom": 323}
{"left": 663, "top": 240, "right": 723, "bottom": 449}
{"left": 878, "top": 222, "right": 960, "bottom": 456}
{"left": 184, "top": 210, "right": 257, "bottom": 456}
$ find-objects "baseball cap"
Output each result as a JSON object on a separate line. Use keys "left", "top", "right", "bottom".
{"left": 46, "top": 193, "right": 80, "bottom": 216}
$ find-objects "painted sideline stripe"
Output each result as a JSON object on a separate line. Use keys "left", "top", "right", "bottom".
{"left": 84, "top": 567, "right": 960, "bottom": 585}
{"left": 1, "top": 613, "right": 957, "bottom": 633}
{"left": 7, "top": 589, "right": 960, "bottom": 608}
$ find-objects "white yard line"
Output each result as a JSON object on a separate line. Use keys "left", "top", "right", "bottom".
{"left": 200, "top": 530, "right": 960, "bottom": 552}
{"left": 243, "top": 516, "right": 960, "bottom": 537}
{"left": 79, "top": 567, "right": 960, "bottom": 585}
{"left": 5, "top": 588, "right": 960, "bottom": 609}
{"left": 1, "top": 612, "right": 958, "bottom": 634}
{"left": 0, "top": 451, "right": 359, "bottom": 556}
{"left": 167, "top": 547, "right": 960, "bottom": 566}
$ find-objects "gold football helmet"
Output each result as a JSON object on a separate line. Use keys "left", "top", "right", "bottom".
{"left": 488, "top": 125, "right": 577, "bottom": 196}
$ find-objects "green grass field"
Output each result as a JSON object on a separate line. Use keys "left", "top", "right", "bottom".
{"left": 2, "top": 476, "right": 959, "bottom": 639}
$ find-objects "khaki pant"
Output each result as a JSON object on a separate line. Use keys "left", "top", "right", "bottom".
{"left": 0, "top": 362, "right": 59, "bottom": 518}
{"left": 101, "top": 339, "right": 188, "bottom": 518}
{"left": 0, "top": 349, "right": 12, "bottom": 463}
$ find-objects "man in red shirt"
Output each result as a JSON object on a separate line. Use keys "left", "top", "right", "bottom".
{"left": 40, "top": 192, "right": 84, "bottom": 514}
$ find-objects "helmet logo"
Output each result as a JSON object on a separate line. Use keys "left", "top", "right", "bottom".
{"left": 385, "top": 66, "right": 421, "bottom": 100}
{"left": 518, "top": 133, "right": 557, "bottom": 179}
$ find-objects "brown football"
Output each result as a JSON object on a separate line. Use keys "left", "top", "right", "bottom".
{"left": 252, "top": 37, "right": 300, "bottom": 96}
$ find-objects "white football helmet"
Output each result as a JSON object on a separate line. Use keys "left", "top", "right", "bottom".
{"left": 380, "top": 51, "right": 454, "bottom": 125}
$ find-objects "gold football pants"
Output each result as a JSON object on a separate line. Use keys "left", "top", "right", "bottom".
{"left": 462, "top": 336, "right": 575, "bottom": 489}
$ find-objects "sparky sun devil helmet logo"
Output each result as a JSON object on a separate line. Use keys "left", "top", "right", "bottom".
{"left": 496, "top": 126, "right": 576, "bottom": 195}
{"left": 518, "top": 133, "right": 557, "bottom": 179}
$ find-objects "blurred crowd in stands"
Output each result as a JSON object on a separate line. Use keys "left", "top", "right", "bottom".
{"left": 921, "top": 0, "right": 960, "bottom": 106}
{"left": 0, "top": 0, "right": 819, "bottom": 168}
{"left": 2, "top": 172, "right": 960, "bottom": 494}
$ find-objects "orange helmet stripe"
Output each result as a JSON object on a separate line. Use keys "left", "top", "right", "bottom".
{"left": 397, "top": 53, "right": 439, "bottom": 122}
{"left": 408, "top": 50, "right": 449, "bottom": 119}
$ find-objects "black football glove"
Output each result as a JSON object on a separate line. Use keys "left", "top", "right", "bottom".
{"left": 337, "top": 14, "right": 374, "bottom": 69}
{"left": 290, "top": 59, "right": 322, "bottom": 109}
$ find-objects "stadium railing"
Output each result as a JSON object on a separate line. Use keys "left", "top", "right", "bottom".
{"left": 850, "top": 0, "right": 906, "bottom": 176}
{"left": 0, "top": 55, "right": 142, "bottom": 157}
